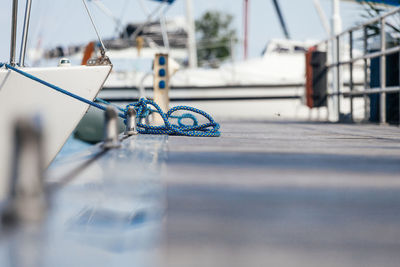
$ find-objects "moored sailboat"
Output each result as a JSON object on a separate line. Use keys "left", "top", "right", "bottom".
{"left": 0, "top": 0, "right": 112, "bottom": 200}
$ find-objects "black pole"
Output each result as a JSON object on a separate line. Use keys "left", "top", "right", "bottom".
{"left": 272, "top": 0, "right": 290, "bottom": 39}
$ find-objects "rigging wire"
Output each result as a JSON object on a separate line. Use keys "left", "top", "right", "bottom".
{"left": 138, "top": 0, "right": 150, "bottom": 16}
{"left": 91, "top": 0, "right": 122, "bottom": 33}
{"left": 160, "top": 13, "right": 170, "bottom": 50}
{"left": 130, "top": 2, "right": 171, "bottom": 41}
{"left": 81, "top": 0, "right": 107, "bottom": 55}
{"left": 117, "top": 0, "right": 131, "bottom": 35}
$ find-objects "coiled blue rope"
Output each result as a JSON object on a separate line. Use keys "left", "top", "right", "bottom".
{"left": 125, "top": 99, "right": 220, "bottom": 137}
{"left": 1, "top": 63, "right": 221, "bottom": 137}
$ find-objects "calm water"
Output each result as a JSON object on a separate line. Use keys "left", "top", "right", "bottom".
{"left": 53, "top": 135, "right": 92, "bottom": 162}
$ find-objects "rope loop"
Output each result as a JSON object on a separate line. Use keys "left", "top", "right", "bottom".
{"left": 125, "top": 98, "right": 220, "bottom": 137}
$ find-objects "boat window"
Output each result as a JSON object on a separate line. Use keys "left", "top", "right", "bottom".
{"left": 273, "top": 45, "right": 290, "bottom": 53}
{"left": 294, "top": 46, "right": 307, "bottom": 52}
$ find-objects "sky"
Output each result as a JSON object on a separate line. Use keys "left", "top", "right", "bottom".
{"left": 0, "top": 0, "right": 371, "bottom": 64}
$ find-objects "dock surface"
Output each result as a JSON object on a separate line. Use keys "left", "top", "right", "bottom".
{"left": 3, "top": 120, "right": 400, "bottom": 267}
{"left": 165, "top": 121, "right": 400, "bottom": 267}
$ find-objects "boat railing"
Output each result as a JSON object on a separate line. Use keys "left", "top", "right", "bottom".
{"left": 313, "top": 6, "right": 400, "bottom": 123}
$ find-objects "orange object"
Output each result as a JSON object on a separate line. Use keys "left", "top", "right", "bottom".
{"left": 81, "top": 41, "right": 95, "bottom": 65}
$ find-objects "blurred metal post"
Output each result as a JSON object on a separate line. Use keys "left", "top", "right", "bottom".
{"left": 10, "top": 0, "right": 18, "bottom": 66}
{"left": 125, "top": 106, "right": 138, "bottom": 136}
{"left": 325, "top": 40, "right": 330, "bottom": 120}
{"left": 243, "top": 0, "right": 249, "bottom": 60}
{"left": 19, "top": 0, "right": 33, "bottom": 67}
{"left": 363, "top": 26, "right": 369, "bottom": 121}
{"left": 1, "top": 118, "right": 46, "bottom": 226}
{"left": 349, "top": 30, "right": 354, "bottom": 121}
{"left": 380, "top": 18, "right": 387, "bottom": 124}
{"left": 0, "top": 118, "right": 47, "bottom": 267}
{"left": 336, "top": 35, "right": 341, "bottom": 119}
{"left": 102, "top": 106, "right": 121, "bottom": 149}
{"left": 329, "top": 0, "right": 342, "bottom": 122}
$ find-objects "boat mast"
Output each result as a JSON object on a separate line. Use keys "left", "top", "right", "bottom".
{"left": 19, "top": 0, "right": 33, "bottom": 67}
{"left": 313, "top": 0, "right": 331, "bottom": 36}
{"left": 185, "top": 0, "right": 198, "bottom": 68}
{"left": 331, "top": 0, "right": 342, "bottom": 36}
{"left": 10, "top": 0, "right": 18, "bottom": 67}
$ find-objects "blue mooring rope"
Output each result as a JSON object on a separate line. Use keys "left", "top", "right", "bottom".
{"left": 95, "top": 97, "right": 125, "bottom": 112}
{"left": 126, "top": 99, "right": 220, "bottom": 137}
{"left": 1, "top": 63, "right": 221, "bottom": 137}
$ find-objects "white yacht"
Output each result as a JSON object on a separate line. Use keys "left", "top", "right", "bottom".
{"left": 99, "top": 39, "right": 320, "bottom": 120}
{"left": 0, "top": 0, "right": 112, "bottom": 200}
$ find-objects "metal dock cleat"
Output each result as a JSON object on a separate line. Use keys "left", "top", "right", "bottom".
{"left": 102, "top": 106, "right": 121, "bottom": 149}
{"left": 124, "top": 106, "right": 138, "bottom": 136}
{"left": 1, "top": 118, "right": 47, "bottom": 227}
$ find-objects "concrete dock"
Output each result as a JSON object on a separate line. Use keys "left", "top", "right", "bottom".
{"left": 2, "top": 120, "right": 400, "bottom": 267}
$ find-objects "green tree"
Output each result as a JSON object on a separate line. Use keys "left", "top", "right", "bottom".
{"left": 195, "top": 11, "right": 237, "bottom": 67}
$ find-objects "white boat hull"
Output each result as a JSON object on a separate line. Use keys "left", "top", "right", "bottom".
{"left": 0, "top": 65, "right": 111, "bottom": 200}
